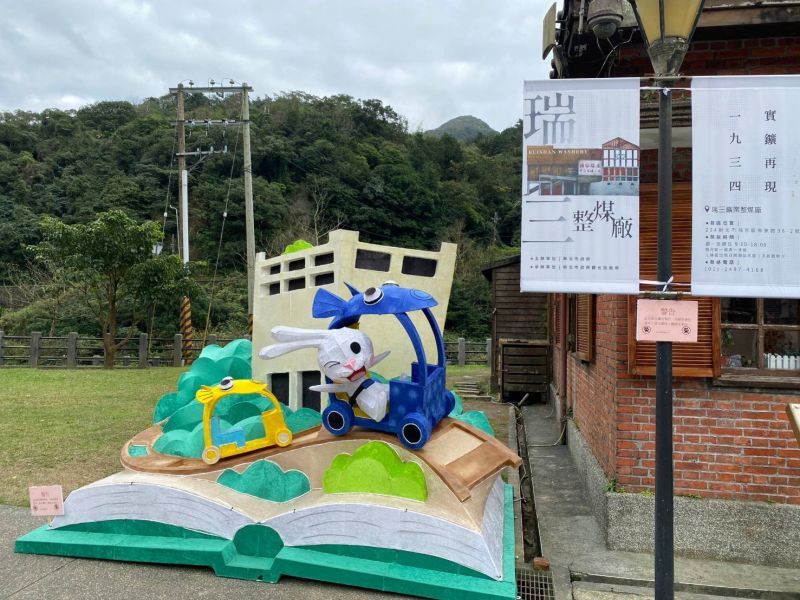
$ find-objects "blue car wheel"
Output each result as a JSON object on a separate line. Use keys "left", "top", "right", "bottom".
{"left": 398, "top": 412, "right": 432, "bottom": 450}
{"left": 323, "top": 400, "right": 354, "bottom": 436}
{"left": 444, "top": 390, "right": 457, "bottom": 417}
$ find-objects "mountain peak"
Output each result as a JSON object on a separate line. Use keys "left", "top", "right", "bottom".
{"left": 426, "top": 115, "right": 497, "bottom": 142}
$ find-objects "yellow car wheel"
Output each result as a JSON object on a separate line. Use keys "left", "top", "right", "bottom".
{"left": 202, "top": 446, "right": 221, "bottom": 465}
{"left": 276, "top": 428, "right": 293, "bottom": 447}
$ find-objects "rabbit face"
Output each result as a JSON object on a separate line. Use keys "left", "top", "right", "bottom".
{"left": 259, "top": 325, "right": 390, "bottom": 383}
{"left": 317, "top": 329, "right": 374, "bottom": 382}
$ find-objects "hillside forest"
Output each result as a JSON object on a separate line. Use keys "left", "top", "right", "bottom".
{"left": 0, "top": 93, "right": 522, "bottom": 341}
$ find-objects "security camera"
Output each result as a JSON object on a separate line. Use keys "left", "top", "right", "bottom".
{"left": 587, "top": 0, "right": 624, "bottom": 39}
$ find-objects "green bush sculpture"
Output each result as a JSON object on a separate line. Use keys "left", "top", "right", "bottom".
{"left": 151, "top": 339, "right": 321, "bottom": 458}
{"left": 447, "top": 390, "right": 495, "bottom": 437}
{"left": 323, "top": 441, "right": 427, "bottom": 501}
{"left": 217, "top": 460, "right": 310, "bottom": 502}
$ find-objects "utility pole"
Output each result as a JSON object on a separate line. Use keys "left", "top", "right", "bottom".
{"left": 241, "top": 83, "right": 255, "bottom": 337}
{"left": 175, "top": 84, "right": 193, "bottom": 365}
{"left": 168, "top": 81, "right": 255, "bottom": 352}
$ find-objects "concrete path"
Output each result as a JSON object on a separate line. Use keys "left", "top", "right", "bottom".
{"left": 6, "top": 401, "right": 800, "bottom": 600}
{"left": 522, "top": 402, "right": 800, "bottom": 600}
{"left": 1, "top": 505, "right": 403, "bottom": 600}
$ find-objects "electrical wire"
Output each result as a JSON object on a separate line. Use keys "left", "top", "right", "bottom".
{"left": 201, "top": 121, "right": 242, "bottom": 345}
{"left": 507, "top": 394, "right": 568, "bottom": 447}
{"left": 596, "top": 30, "right": 636, "bottom": 78}
{"left": 161, "top": 125, "right": 179, "bottom": 238}
{"left": 528, "top": 420, "right": 567, "bottom": 447}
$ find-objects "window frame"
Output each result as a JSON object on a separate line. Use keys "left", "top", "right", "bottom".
{"left": 720, "top": 297, "right": 800, "bottom": 375}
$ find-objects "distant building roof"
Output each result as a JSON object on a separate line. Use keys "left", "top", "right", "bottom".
{"left": 481, "top": 255, "right": 520, "bottom": 282}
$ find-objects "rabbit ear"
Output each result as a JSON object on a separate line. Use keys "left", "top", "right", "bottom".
{"left": 369, "top": 350, "right": 391, "bottom": 368}
{"left": 259, "top": 339, "right": 324, "bottom": 359}
{"left": 270, "top": 326, "right": 333, "bottom": 343}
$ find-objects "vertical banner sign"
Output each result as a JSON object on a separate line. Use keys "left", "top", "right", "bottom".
{"left": 521, "top": 79, "right": 640, "bottom": 294}
{"left": 692, "top": 75, "right": 800, "bottom": 298}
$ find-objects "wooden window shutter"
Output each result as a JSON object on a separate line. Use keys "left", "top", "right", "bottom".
{"left": 553, "top": 294, "right": 563, "bottom": 350}
{"left": 628, "top": 182, "right": 722, "bottom": 377}
{"left": 576, "top": 294, "right": 594, "bottom": 362}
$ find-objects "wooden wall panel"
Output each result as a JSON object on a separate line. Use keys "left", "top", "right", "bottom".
{"left": 576, "top": 294, "right": 594, "bottom": 362}
{"left": 629, "top": 182, "right": 721, "bottom": 377}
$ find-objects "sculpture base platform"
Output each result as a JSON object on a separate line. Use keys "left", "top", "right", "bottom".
{"left": 17, "top": 485, "right": 516, "bottom": 600}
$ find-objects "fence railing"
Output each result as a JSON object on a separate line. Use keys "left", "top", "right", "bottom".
{"left": 0, "top": 331, "right": 491, "bottom": 369}
{"left": 0, "top": 331, "right": 237, "bottom": 368}
{"left": 444, "top": 338, "right": 492, "bottom": 367}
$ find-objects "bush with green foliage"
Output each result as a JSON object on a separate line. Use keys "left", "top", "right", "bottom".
{"left": 323, "top": 441, "right": 428, "bottom": 501}
{"left": 152, "top": 339, "right": 321, "bottom": 458}
{"left": 0, "top": 95, "right": 523, "bottom": 338}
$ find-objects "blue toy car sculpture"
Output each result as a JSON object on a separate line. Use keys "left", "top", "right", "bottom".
{"left": 312, "top": 283, "right": 456, "bottom": 450}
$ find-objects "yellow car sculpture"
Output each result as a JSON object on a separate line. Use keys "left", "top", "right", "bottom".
{"left": 195, "top": 377, "right": 293, "bottom": 465}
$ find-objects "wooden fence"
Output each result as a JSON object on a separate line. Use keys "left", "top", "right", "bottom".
{"left": 444, "top": 338, "right": 492, "bottom": 367}
{"left": 0, "top": 331, "right": 491, "bottom": 368}
{"left": 0, "top": 331, "right": 236, "bottom": 368}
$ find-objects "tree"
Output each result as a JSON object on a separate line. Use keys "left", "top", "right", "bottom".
{"left": 1, "top": 92, "right": 525, "bottom": 338}
{"left": 33, "top": 209, "right": 193, "bottom": 367}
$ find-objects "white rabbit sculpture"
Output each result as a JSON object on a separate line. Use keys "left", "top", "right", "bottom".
{"left": 259, "top": 326, "right": 391, "bottom": 422}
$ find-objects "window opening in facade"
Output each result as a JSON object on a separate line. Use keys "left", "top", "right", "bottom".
{"left": 401, "top": 256, "right": 437, "bottom": 277}
{"left": 721, "top": 298, "right": 799, "bottom": 370}
{"left": 269, "top": 282, "right": 280, "bottom": 295}
{"left": 314, "top": 272, "right": 334, "bottom": 286}
{"left": 301, "top": 371, "right": 322, "bottom": 412}
{"left": 314, "top": 252, "right": 334, "bottom": 266}
{"left": 287, "top": 277, "right": 306, "bottom": 291}
{"left": 270, "top": 264, "right": 280, "bottom": 275}
{"left": 355, "top": 249, "right": 391, "bottom": 272}
{"left": 288, "top": 258, "right": 305, "bottom": 271}
{"left": 270, "top": 373, "right": 289, "bottom": 406}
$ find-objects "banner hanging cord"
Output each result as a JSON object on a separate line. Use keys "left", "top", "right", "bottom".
{"left": 639, "top": 278, "right": 688, "bottom": 288}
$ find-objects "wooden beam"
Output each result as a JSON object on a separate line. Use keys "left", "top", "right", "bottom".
{"left": 699, "top": 4, "right": 800, "bottom": 27}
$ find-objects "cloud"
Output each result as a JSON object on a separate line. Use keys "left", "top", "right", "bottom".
{"left": 0, "top": 0, "right": 552, "bottom": 130}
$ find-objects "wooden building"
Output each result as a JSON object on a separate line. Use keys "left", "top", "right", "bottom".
{"left": 482, "top": 256, "right": 549, "bottom": 402}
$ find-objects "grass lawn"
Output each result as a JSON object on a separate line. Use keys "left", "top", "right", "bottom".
{"left": 445, "top": 364, "right": 491, "bottom": 391}
{"left": 1, "top": 364, "right": 511, "bottom": 507}
{"left": 0, "top": 367, "right": 184, "bottom": 506}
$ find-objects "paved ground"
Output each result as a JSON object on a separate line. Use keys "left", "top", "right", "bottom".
{"left": 5, "top": 401, "right": 800, "bottom": 599}
{"left": 1, "top": 505, "right": 403, "bottom": 599}
{"left": 522, "top": 402, "right": 800, "bottom": 600}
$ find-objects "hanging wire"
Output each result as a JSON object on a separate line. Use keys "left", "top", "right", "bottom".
{"left": 595, "top": 30, "right": 635, "bottom": 78}
{"left": 202, "top": 122, "right": 242, "bottom": 345}
{"left": 161, "top": 125, "right": 179, "bottom": 238}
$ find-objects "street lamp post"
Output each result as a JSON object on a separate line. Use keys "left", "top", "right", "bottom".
{"left": 628, "top": 2, "right": 705, "bottom": 599}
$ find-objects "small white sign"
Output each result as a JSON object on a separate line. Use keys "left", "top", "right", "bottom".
{"left": 29, "top": 485, "right": 64, "bottom": 517}
{"left": 578, "top": 160, "right": 602, "bottom": 176}
{"left": 636, "top": 299, "right": 699, "bottom": 343}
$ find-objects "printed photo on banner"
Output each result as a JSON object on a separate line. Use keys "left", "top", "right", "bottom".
{"left": 521, "top": 78, "right": 641, "bottom": 294}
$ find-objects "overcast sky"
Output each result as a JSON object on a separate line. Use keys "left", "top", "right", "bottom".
{"left": 0, "top": 0, "right": 552, "bottom": 132}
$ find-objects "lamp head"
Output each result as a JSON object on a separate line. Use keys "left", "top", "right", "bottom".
{"left": 630, "top": 0, "right": 705, "bottom": 76}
